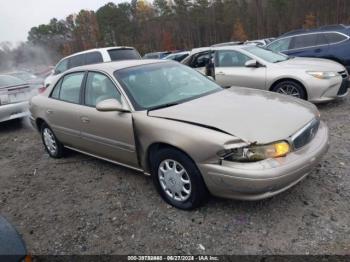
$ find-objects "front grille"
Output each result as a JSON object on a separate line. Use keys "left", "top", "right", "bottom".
{"left": 292, "top": 118, "right": 320, "bottom": 150}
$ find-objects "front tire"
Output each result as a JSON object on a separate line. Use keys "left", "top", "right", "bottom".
{"left": 150, "top": 148, "right": 209, "bottom": 210}
{"left": 41, "top": 124, "right": 64, "bottom": 158}
{"left": 272, "top": 80, "right": 307, "bottom": 100}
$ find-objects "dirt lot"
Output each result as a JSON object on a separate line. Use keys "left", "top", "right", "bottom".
{"left": 0, "top": 97, "right": 350, "bottom": 255}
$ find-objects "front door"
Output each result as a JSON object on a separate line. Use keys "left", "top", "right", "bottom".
{"left": 214, "top": 50, "right": 266, "bottom": 89}
{"left": 78, "top": 71, "right": 139, "bottom": 168}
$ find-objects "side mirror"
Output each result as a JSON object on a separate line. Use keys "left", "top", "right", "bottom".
{"left": 245, "top": 59, "right": 259, "bottom": 68}
{"left": 54, "top": 69, "right": 61, "bottom": 75}
{"left": 96, "top": 99, "right": 130, "bottom": 113}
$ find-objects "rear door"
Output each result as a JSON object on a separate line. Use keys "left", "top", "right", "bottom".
{"left": 214, "top": 50, "right": 266, "bottom": 89}
{"left": 45, "top": 72, "right": 85, "bottom": 146}
{"left": 78, "top": 71, "right": 138, "bottom": 168}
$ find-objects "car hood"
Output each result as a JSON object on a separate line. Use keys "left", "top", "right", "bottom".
{"left": 278, "top": 57, "right": 345, "bottom": 71}
{"left": 148, "top": 87, "right": 318, "bottom": 144}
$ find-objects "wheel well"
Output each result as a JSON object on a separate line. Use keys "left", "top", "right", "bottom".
{"left": 270, "top": 78, "right": 308, "bottom": 100}
{"left": 146, "top": 143, "right": 193, "bottom": 172}
{"left": 35, "top": 118, "right": 46, "bottom": 131}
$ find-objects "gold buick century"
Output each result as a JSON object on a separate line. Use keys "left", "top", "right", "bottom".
{"left": 29, "top": 60, "right": 329, "bottom": 210}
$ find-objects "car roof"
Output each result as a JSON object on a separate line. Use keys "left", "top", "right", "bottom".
{"left": 64, "top": 59, "right": 170, "bottom": 74}
{"left": 64, "top": 46, "right": 136, "bottom": 59}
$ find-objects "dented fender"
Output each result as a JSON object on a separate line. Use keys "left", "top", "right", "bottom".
{"left": 132, "top": 111, "right": 247, "bottom": 173}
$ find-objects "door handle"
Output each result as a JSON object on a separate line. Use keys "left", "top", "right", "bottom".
{"left": 46, "top": 109, "right": 53, "bottom": 115}
{"left": 216, "top": 71, "right": 226, "bottom": 76}
{"left": 315, "top": 48, "right": 322, "bottom": 53}
{"left": 80, "top": 116, "right": 90, "bottom": 123}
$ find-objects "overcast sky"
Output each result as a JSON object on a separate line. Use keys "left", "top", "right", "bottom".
{"left": 0, "top": 0, "right": 124, "bottom": 44}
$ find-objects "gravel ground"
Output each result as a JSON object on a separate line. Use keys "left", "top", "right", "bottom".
{"left": 0, "top": 96, "right": 349, "bottom": 255}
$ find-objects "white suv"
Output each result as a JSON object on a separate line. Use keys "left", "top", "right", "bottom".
{"left": 44, "top": 47, "right": 141, "bottom": 87}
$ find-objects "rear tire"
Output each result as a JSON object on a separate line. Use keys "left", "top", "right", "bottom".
{"left": 41, "top": 123, "right": 64, "bottom": 158}
{"left": 150, "top": 148, "right": 209, "bottom": 210}
{"left": 272, "top": 80, "right": 307, "bottom": 100}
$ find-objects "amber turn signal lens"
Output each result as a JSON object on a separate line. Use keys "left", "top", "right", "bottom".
{"left": 274, "top": 142, "right": 290, "bottom": 157}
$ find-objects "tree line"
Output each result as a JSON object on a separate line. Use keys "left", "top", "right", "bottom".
{"left": 2, "top": 0, "right": 350, "bottom": 70}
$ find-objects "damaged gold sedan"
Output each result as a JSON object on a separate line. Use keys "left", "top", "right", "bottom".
{"left": 29, "top": 60, "right": 329, "bottom": 209}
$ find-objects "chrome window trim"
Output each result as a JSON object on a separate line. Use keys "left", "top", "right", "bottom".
{"left": 268, "top": 31, "right": 350, "bottom": 53}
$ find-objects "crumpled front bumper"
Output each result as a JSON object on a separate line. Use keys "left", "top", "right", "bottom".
{"left": 199, "top": 121, "right": 329, "bottom": 200}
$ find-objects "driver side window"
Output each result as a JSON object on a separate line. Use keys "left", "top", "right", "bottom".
{"left": 216, "top": 50, "right": 251, "bottom": 67}
{"left": 84, "top": 72, "right": 121, "bottom": 107}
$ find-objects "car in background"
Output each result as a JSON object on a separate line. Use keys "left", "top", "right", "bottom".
{"left": 7, "top": 71, "right": 45, "bottom": 92}
{"left": 0, "top": 75, "right": 33, "bottom": 123}
{"left": 8, "top": 71, "right": 43, "bottom": 85}
{"left": 245, "top": 38, "right": 275, "bottom": 47}
{"left": 30, "top": 60, "right": 329, "bottom": 209}
{"left": 266, "top": 24, "right": 350, "bottom": 72}
{"left": 211, "top": 41, "right": 243, "bottom": 47}
{"left": 143, "top": 51, "right": 172, "bottom": 59}
{"left": 45, "top": 47, "right": 141, "bottom": 87}
{"left": 162, "top": 51, "right": 190, "bottom": 62}
{"left": 182, "top": 45, "right": 348, "bottom": 102}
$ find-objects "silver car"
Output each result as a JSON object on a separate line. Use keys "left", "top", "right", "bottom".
{"left": 0, "top": 75, "right": 32, "bottom": 123}
{"left": 182, "top": 45, "right": 349, "bottom": 102}
{"left": 30, "top": 60, "right": 329, "bottom": 210}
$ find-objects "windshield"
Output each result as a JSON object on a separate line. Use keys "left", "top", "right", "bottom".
{"left": 243, "top": 46, "right": 289, "bottom": 63}
{"left": 0, "top": 75, "right": 26, "bottom": 88}
{"left": 114, "top": 62, "right": 222, "bottom": 110}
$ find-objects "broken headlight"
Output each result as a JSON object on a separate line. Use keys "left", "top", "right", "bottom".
{"left": 219, "top": 141, "right": 290, "bottom": 162}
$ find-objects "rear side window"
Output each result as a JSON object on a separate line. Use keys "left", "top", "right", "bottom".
{"left": 315, "top": 33, "right": 328, "bottom": 45}
{"left": 85, "top": 52, "right": 103, "bottom": 65}
{"left": 108, "top": 49, "right": 141, "bottom": 61}
{"left": 59, "top": 73, "right": 85, "bottom": 104}
{"left": 85, "top": 72, "right": 121, "bottom": 107}
{"left": 325, "top": 32, "right": 348, "bottom": 44}
{"left": 291, "top": 34, "right": 318, "bottom": 49}
{"left": 68, "top": 54, "right": 85, "bottom": 69}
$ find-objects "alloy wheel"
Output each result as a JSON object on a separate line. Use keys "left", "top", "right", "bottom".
{"left": 276, "top": 84, "right": 301, "bottom": 98}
